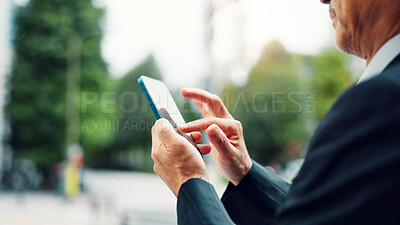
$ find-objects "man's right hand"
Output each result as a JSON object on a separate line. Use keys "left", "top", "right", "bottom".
{"left": 179, "top": 88, "right": 253, "bottom": 186}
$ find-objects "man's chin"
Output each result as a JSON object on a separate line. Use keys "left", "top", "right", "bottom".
{"left": 334, "top": 31, "right": 353, "bottom": 55}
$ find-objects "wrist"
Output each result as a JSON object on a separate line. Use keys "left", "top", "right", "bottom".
{"left": 243, "top": 158, "right": 253, "bottom": 176}
{"left": 176, "top": 174, "right": 209, "bottom": 196}
{"left": 179, "top": 164, "right": 209, "bottom": 185}
{"left": 182, "top": 174, "right": 209, "bottom": 184}
{"left": 232, "top": 158, "right": 253, "bottom": 186}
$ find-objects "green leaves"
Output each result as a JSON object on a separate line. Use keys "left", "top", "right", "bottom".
{"left": 6, "top": 0, "right": 107, "bottom": 172}
{"left": 222, "top": 41, "right": 353, "bottom": 165}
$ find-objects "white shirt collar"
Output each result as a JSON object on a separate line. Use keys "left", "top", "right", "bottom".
{"left": 357, "top": 33, "right": 400, "bottom": 85}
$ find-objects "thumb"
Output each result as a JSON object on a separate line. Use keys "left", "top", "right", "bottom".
{"left": 206, "top": 124, "right": 234, "bottom": 156}
{"left": 152, "top": 118, "right": 180, "bottom": 144}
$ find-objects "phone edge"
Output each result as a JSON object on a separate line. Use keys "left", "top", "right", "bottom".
{"left": 138, "top": 76, "right": 162, "bottom": 120}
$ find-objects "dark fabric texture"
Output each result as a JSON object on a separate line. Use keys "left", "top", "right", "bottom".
{"left": 176, "top": 53, "right": 400, "bottom": 225}
{"left": 176, "top": 161, "right": 289, "bottom": 225}
{"left": 177, "top": 178, "right": 235, "bottom": 225}
{"left": 220, "top": 161, "right": 290, "bottom": 225}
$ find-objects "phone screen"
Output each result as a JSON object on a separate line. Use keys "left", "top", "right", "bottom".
{"left": 139, "top": 76, "right": 185, "bottom": 127}
{"left": 138, "top": 76, "right": 201, "bottom": 155}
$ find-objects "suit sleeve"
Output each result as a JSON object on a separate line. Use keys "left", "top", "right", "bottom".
{"left": 221, "top": 160, "right": 290, "bottom": 225}
{"left": 276, "top": 74, "right": 400, "bottom": 224}
{"left": 177, "top": 178, "right": 235, "bottom": 225}
{"left": 177, "top": 161, "right": 290, "bottom": 225}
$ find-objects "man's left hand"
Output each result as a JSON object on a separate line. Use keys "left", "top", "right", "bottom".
{"left": 151, "top": 118, "right": 210, "bottom": 197}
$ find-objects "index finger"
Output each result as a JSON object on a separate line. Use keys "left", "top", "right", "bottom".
{"left": 181, "top": 87, "right": 232, "bottom": 119}
{"left": 179, "top": 117, "right": 235, "bottom": 134}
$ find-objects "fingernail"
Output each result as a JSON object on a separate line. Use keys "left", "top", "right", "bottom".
{"left": 210, "top": 124, "right": 221, "bottom": 134}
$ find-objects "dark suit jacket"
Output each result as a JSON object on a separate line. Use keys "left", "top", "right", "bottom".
{"left": 176, "top": 53, "right": 400, "bottom": 225}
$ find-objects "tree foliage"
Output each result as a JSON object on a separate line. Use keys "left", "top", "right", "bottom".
{"left": 90, "top": 56, "right": 163, "bottom": 170}
{"left": 308, "top": 49, "right": 353, "bottom": 119}
{"left": 222, "top": 41, "right": 309, "bottom": 164}
{"left": 6, "top": 0, "right": 108, "bottom": 174}
{"left": 222, "top": 41, "right": 354, "bottom": 165}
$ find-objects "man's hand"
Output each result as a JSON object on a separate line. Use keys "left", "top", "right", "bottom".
{"left": 179, "top": 88, "right": 252, "bottom": 186}
{"left": 151, "top": 118, "right": 210, "bottom": 197}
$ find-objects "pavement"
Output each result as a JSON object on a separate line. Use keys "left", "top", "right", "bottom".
{"left": 0, "top": 169, "right": 227, "bottom": 225}
{"left": 0, "top": 191, "right": 103, "bottom": 225}
{"left": 84, "top": 170, "right": 177, "bottom": 225}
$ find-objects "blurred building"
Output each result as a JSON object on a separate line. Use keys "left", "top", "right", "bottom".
{"left": 203, "top": 0, "right": 249, "bottom": 93}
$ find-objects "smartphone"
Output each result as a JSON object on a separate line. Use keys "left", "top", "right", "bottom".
{"left": 138, "top": 75, "right": 202, "bottom": 155}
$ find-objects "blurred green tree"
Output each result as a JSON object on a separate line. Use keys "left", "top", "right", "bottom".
{"left": 93, "top": 56, "right": 162, "bottom": 170}
{"left": 222, "top": 42, "right": 354, "bottom": 165}
{"left": 308, "top": 49, "right": 354, "bottom": 119}
{"left": 222, "top": 41, "right": 309, "bottom": 165}
{"left": 92, "top": 56, "right": 201, "bottom": 171}
{"left": 6, "top": 0, "right": 108, "bottom": 185}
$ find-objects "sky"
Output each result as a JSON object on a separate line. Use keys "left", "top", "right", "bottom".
{"left": 97, "top": 0, "right": 206, "bottom": 87}
{"left": 0, "top": 0, "right": 339, "bottom": 88}
{"left": 97, "top": 0, "right": 337, "bottom": 87}
{"left": 0, "top": 0, "right": 359, "bottom": 101}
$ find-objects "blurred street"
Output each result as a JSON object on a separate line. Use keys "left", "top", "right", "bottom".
{"left": 0, "top": 192, "right": 97, "bottom": 225}
{"left": 84, "top": 170, "right": 177, "bottom": 225}
{"left": 0, "top": 170, "right": 226, "bottom": 225}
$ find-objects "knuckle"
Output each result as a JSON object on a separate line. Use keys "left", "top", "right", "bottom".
{"left": 151, "top": 124, "right": 157, "bottom": 135}
{"left": 234, "top": 120, "right": 242, "bottom": 127}
{"left": 152, "top": 119, "right": 164, "bottom": 134}
{"left": 154, "top": 119, "right": 171, "bottom": 136}
{"left": 234, "top": 120, "right": 243, "bottom": 130}
{"left": 216, "top": 133, "right": 227, "bottom": 146}
{"left": 212, "top": 94, "right": 222, "bottom": 104}
{"left": 208, "top": 122, "right": 218, "bottom": 133}
{"left": 151, "top": 145, "right": 162, "bottom": 161}
{"left": 220, "top": 137, "right": 227, "bottom": 146}
{"left": 209, "top": 93, "right": 217, "bottom": 101}
{"left": 209, "top": 117, "right": 218, "bottom": 125}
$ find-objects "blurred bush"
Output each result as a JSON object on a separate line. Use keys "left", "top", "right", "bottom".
{"left": 85, "top": 56, "right": 162, "bottom": 171}
{"left": 222, "top": 41, "right": 353, "bottom": 165}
